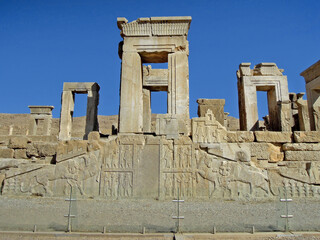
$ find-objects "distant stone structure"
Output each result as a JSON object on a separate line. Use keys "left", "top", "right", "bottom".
{"left": 59, "top": 82, "right": 100, "bottom": 140}
{"left": 28, "top": 106, "right": 54, "bottom": 136}
{"left": 0, "top": 16, "right": 320, "bottom": 233}
{"left": 301, "top": 60, "right": 320, "bottom": 131}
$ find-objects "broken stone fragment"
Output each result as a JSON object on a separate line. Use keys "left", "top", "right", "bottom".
{"left": 88, "top": 131, "right": 100, "bottom": 142}
{"left": 33, "top": 142, "right": 58, "bottom": 157}
{"left": 294, "top": 131, "right": 320, "bottom": 143}
{"left": 26, "top": 143, "right": 38, "bottom": 157}
{"left": 251, "top": 143, "right": 283, "bottom": 162}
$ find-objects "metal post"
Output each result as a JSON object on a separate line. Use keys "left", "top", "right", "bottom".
{"left": 280, "top": 187, "right": 293, "bottom": 232}
{"left": 172, "top": 187, "right": 184, "bottom": 233}
{"left": 64, "top": 186, "right": 76, "bottom": 232}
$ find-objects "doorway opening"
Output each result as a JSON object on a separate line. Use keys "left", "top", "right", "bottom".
{"left": 151, "top": 91, "right": 168, "bottom": 114}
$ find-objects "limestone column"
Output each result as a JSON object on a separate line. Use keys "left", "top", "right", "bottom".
{"left": 119, "top": 52, "right": 143, "bottom": 133}
{"left": 279, "top": 101, "right": 292, "bottom": 132}
{"left": 296, "top": 93, "right": 311, "bottom": 131}
{"left": 85, "top": 90, "right": 99, "bottom": 139}
{"left": 168, "top": 52, "right": 189, "bottom": 120}
{"left": 268, "top": 88, "right": 280, "bottom": 131}
{"left": 142, "top": 88, "right": 151, "bottom": 133}
{"left": 238, "top": 78, "right": 259, "bottom": 131}
{"left": 59, "top": 91, "right": 74, "bottom": 140}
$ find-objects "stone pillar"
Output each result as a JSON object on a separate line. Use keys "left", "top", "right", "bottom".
{"left": 119, "top": 52, "right": 143, "bottom": 133}
{"left": 296, "top": 93, "right": 311, "bottom": 131}
{"left": 168, "top": 52, "right": 189, "bottom": 120}
{"left": 142, "top": 88, "right": 151, "bottom": 133}
{"left": 268, "top": 88, "right": 281, "bottom": 130}
{"left": 314, "top": 98, "right": 320, "bottom": 131}
{"left": 59, "top": 91, "right": 74, "bottom": 140}
{"left": 279, "top": 101, "right": 292, "bottom": 132}
{"left": 28, "top": 106, "right": 54, "bottom": 136}
{"left": 238, "top": 77, "right": 259, "bottom": 131}
{"left": 85, "top": 90, "right": 99, "bottom": 139}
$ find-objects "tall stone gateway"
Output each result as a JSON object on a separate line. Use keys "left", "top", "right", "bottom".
{"left": 117, "top": 17, "right": 191, "bottom": 135}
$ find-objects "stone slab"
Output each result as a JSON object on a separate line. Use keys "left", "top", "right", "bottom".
{"left": 294, "top": 131, "right": 320, "bottom": 143}
{"left": 8, "top": 137, "right": 28, "bottom": 149}
{"left": 254, "top": 131, "right": 292, "bottom": 143}
{"left": 285, "top": 151, "right": 320, "bottom": 161}
{"left": 283, "top": 143, "right": 320, "bottom": 151}
{"left": 28, "top": 106, "right": 54, "bottom": 115}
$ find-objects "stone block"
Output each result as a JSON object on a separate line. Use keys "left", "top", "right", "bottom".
{"left": 226, "top": 131, "right": 254, "bottom": 143}
{"left": 33, "top": 142, "right": 57, "bottom": 157}
{"left": 254, "top": 131, "right": 292, "bottom": 143}
{"left": 0, "top": 148, "right": 14, "bottom": 158}
{"left": 283, "top": 143, "right": 320, "bottom": 151}
{"left": 8, "top": 137, "right": 28, "bottom": 149}
{"left": 14, "top": 149, "right": 27, "bottom": 159}
{"left": 285, "top": 151, "right": 320, "bottom": 161}
{"left": 294, "top": 131, "right": 320, "bottom": 143}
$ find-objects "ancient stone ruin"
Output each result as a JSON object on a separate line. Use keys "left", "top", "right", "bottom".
{"left": 0, "top": 16, "right": 320, "bottom": 233}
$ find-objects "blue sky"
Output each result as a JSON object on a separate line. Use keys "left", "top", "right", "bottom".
{"left": 0, "top": 0, "right": 319, "bottom": 119}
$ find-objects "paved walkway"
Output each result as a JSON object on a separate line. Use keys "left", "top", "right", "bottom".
{"left": 1, "top": 231, "right": 320, "bottom": 240}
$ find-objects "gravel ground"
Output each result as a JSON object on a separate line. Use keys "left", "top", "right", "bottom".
{"left": 0, "top": 196, "right": 320, "bottom": 233}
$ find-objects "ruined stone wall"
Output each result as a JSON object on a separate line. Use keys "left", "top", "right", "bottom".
{"left": 1, "top": 128, "right": 320, "bottom": 202}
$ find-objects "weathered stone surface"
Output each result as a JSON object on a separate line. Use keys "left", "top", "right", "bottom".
{"left": 254, "top": 131, "right": 292, "bottom": 143}
{"left": 226, "top": 131, "right": 254, "bottom": 143}
{"left": 285, "top": 150, "right": 320, "bottom": 161}
{"left": 197, "top": 99, "right": 225, "bottom": 126}
{"left": 0, "top": 148, "right": 14, "bottom": 158}
{"left": 283, "top": 143, "right": 320, "bottom": 151}
{"left": 0, "top": 159, "right": 29, "bottom": 170}
{"left": 294, "top": 131, "right": 320, "bottom": 143}
{"left": 33, "top": 142, "right": 58, "bottom": 157}
{"left": 8, "top": 137, "right": 28, "bottom": 149}
{"left": 192, "top": 110, "right": 227, "bottom": 143}
{"left": 14, "top": 149, "right": 27, "bottom": 159}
